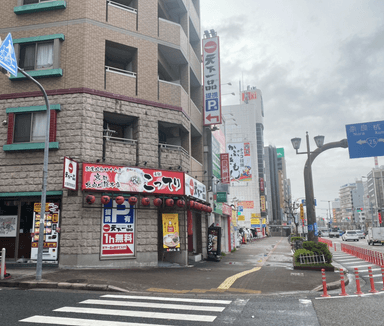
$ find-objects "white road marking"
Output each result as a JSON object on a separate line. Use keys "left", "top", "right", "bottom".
{"left": 54, "top": 306, "right": 217, "bottom": 322}
{"left": 19, "top": 316, "right": 170, "bottom": 325}
{"left": 102, "top": 294, "right": 231, "bottom": 305}
{"left": 80, "top": 299, "right": 226, "bottom": 312}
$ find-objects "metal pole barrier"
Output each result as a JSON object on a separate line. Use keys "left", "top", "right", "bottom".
{"left": 368, "top": 266, "right": 379, "bottom": 293}
{"left": 381, "top": 267, "right": 384, "bottom": 291}
{"left": 321, "top": 268, "right": 331, "bottom": 297}
{"left": 339, "top": 268, "right": 348, "bottom": 296}
{"left": 354, "top": 268, "right": 364, "bottom": 295}
{"left": 1, "top": 248, "right": 5, "bottom": 280}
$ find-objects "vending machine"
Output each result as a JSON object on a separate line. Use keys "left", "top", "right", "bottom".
{"left": 31, "top": 202, "right": 60, "bottom": 261}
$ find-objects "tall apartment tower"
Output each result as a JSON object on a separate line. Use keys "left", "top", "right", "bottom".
{"left": 0, "top": 0, "right": 205, "bottom": 268}
{"left": 222, "top": 86, "right": 266, "bottom": 228}
{"left": 264, "top": 145, "right": 281, "bottom": 224}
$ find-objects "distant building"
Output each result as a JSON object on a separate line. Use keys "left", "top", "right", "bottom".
{"left": 264, "top": 145, "right": 281, "bottom": 224}
{"left": 339, "top": 182, "right": 364, "bottom": 227}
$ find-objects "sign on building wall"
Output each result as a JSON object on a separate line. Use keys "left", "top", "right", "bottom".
{"left": 227, "top": 143, "right": 252, "bottom": 182}
{"left": 203, "top": 36, "right": 222, "bottom": 126}
{"left": 101, "top": 199, "right": 135, "bottom": 258}
{"left": 242, "top": 90, "right": 257, "bottom": 103}
{"left": 63, "top": 156, "right": 79, "bottom": 190}
{"left": 162, "top": 214, "right": 180, "bottom": 252}
{"left": 259, "top": 177, "right": 265, "bottom": 193}
{"left": 185, "top": 175, "right": 206, "bottom": 201}
{"left": 260, "top": 196, "right": 266, "bottom": 212}
{"left": 82, "top": 164, "right": 184, "bottom": 195}
{"left": 220, "top": 153, "right": 230, "bottom": 184}
{"left": 276, "top": 148, "right": 285, "bottom": 158}
{"left": 238, "top": 201, "right": 254, "bottom": 209}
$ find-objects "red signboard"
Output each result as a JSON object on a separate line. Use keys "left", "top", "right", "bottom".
{"left": 82, "top": 163, "right": 184, "bottom": 195}
{"left": 259, "top": 177, "right": 265, "bottom": 192}
{"left": 222, "top": 203, "right": 232, "bottom": 216}
{"left": 102, "top": 232, "right": 134, "bottom": 256}
{"left": 220, "top": 153, "right": 230, "bottom": 184}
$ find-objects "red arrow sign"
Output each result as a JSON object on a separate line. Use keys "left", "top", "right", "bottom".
{"left": 206, "top": 114, "right": 220, "bottom": 122}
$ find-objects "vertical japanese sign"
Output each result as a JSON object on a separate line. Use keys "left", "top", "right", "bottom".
{"left": 63, "top": 156, "right": 78, "bottom": 190}
{"left": 260, "top": 196, "right": 266, "bottom": 212}
{"left": 101, "top": 199, "right": 135, "bottom": 258}
{"left": 227, "top": 143, "right": 252, "bottom": 182}
{"left": 259, "top": 177, "right": 265, "bottom": 192}
{"left": 220, "top": 153, "right": 230, "bottom": 184}
{"left": 203, "top": 36, "right": 221, "bottom": 126}
{"left": 162, "top": 214, "right": 180, "bottom": 252}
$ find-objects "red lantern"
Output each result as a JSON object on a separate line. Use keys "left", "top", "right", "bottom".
{"left": 141, "top": 197, "right": 150, "bottom": 206}
{"left": 154, "top": 198, "right": 162, "bottom": 207}
{"left": 189, "top": 200, "right": 195, "bottom": 209}
{"left": 207, "top": 206, "right": 212, "bottom": 213}
{"left": 86, "top": 195, "right": 95, "bottom": 204}
{"left": 202, "top": 205, "right": 207, "bottom": 212}
{"left": 195, "top": 202, "right": 202, "bottom": 210}
{"left": 115, "top": 196, "right": 125, "bottom": 205}
{"left": 101, "top": 195, "right": 110, "bottom": 205}
{"left": 176, "top": 199, "right": 185, "bottom": 208}
{"left": 165, "top": 198, "right": 174, "bottom": 207}
{"left": 128, "top": 196, "right": 138, "bottom": 206}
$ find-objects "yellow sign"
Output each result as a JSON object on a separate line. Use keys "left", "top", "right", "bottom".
{"left": 262, "top": 218, "right": 266, "bottom": 225}
{"left": 251, "top": 213, "right": 257, "bottom": 218}
{"left": 300, "top": 204, "right": 304, "bottom": 220}
{"left": 260, "top": 196, "right": 266, "bottom": 212}
{"left": 238, "top": 215, "right": 245, "bottom": 221}
{"left": 162, "top": 214, "right": 180, "bottom": 251}
{"left": 34, "top": 203, "right": 50, "bottom": 213}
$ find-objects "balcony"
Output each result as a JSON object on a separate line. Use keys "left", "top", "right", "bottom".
{"left": 105, "top": 66, "right": 137, "bottom": 97}
{"left": 158, "top": 18, "right": 188, "bottom": 58}
{"left": 104, "top": 136, "right": 137, "bottom": 166}
{"left": 158, "top": 143, "right": 190, "bottom": 171}
{"left": 106, "top": 0, "right": 137, "bottom": 31}
{"left": 158, "top": 80, "right": 189, "bottom": 111}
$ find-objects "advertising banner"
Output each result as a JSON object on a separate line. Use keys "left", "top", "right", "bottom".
{"left": 238, "top": 201, "right": 254, "bottom": 209}
{"left": 82, "top": 164, "right": 184, "bottom": 195}
{"left": 238, "top": 215, "right": 245, "bottom": 221}
{"left": 227, "top": 143, "right": 252, "bottom": 182}
{"left": 185, "top": 175, "right": 206, "bottom": 201}
{"left": 0, "top": 216, "right": 17, "bottom": 237}
{"left": 207, "top": 226, "right": 221, "bottom": 256}
{"left": 251, "top": 218, "right": 261, "bottom": 227}
{"left": 203, "top": 36, "right": 221, "bottom": 126}
{"left": 222, "top": 203, "right": 232, "bottom": 216}
{"left": 63, "top": 156, "right": 78, "bottom": 190}
{"left": 259, "top": 177, "right": 265, "bottom": 193}
{"left": 242, "top": 90, "right": 257, "bottom": 103}
{"left": 162, "top": 214, "right": 180, "bottom": 252}
{"left": 101, "top": 199, "right": 135, "bottom": 258}
{"left": 220, "top": 153, "right": 230, "bottom": 184}
{"left": 260, "top": 196, "right": 266, "bottom": 212}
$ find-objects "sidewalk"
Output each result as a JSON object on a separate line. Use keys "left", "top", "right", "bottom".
{"left": 1, "top": 237, "right": 342, "bottom": 295}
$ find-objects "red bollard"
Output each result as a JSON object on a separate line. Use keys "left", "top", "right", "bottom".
{"left": 381, "top": 267, "right": 384, "bottom": 291}
{"left": 339, "top": 268, "right": 348, "bottom": 296}
{"left": 321, "top": 268, "right": 331, "bottom": 297}
{"left": 368, "top": 266, "right": 378, "bottom": 293}
{"left": 334, "top": 243, "right": 337, "bottom": 252}
{"left": 354, "top": 268, "right": 364, "bottom": 295}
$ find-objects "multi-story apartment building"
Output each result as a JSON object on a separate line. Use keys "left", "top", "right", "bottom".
{"left": 0, "top": 0, "right": 208, "bottom": 268}
{"left": 365, "top": 167, "right": 384, "bottom": 227}
{"left": 339, "top": 182, "right": 364, "bottom": 227}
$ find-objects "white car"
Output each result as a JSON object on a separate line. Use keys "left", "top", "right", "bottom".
{"left": 356, "top": 230, "right": 365, "bottom": 239}
{"left": 342, "top": 230, "right": 359, "bottom": 241}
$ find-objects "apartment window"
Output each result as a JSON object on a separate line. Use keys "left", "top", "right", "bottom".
{"left": 19, "top": 42, "right": 53, "bottom": 70}
{"left": 105, "top": 41, "right": 137, "bottom": 77}
{"left": 23, "top": 0, "right": 51, "bottom": 4}
{"left": 3, "top": 105, "right": 60, "bottom": 151}
{"left": 14, "top": 111, "right": 46, "bottom": 143}
{"left": 103, "top": 112, "right": 137, "bottom": 142}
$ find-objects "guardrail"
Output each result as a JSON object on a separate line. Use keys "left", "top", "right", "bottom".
{"left": 341, "top": 243, "right": 384, "bottom": 266}
{"left": 0, "top": 248, "right": 5, "bottom": 280}
{"left": 318, "top": 237, "right": 333, "bottom": 248}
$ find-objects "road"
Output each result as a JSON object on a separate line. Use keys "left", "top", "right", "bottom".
{"left": 2, "top": 287, "right": 384, "bottom": 325}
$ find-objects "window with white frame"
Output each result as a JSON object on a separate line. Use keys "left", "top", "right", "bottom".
{"left": 19, "top": 41, "right": 54, "bottom": 71}
{"left": 13, "top": 111, "right": 47, "bottom": 143}
{"left": 23, "top": 0, "right": 52, "bottom": 4}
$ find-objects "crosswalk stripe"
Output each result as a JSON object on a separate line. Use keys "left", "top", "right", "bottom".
{"left": 80, "top": 299, "right": 226, "bottom": 312}
{"left": 101, "top": 294, "right": 231, "bottom": 305}
{"left": 19, "top": 315, "right": 171, "bottom": 326}
{"left": 54, "top": 306, "right": 217, "bottom": 322}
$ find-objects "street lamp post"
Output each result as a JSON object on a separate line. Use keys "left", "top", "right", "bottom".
{"left": 291, "top": 132, "right": 348, "bottom": 242}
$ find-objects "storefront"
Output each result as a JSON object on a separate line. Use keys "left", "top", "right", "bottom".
{"left": 0, "top": 191, "right": 62, "bottom": 262}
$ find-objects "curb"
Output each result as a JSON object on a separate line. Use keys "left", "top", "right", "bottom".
{"left": 0, "top": 279, "right": 128, "bottom": 292}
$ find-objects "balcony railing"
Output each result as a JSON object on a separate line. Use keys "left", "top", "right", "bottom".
{"left": 107, "top": 0, "right": 137, "bottom": 13}
{"left": 105, "top": 66, "right": 136, "bottom": 78}
{"left": 159, "top": 143, "right": 189, "bottom": 157}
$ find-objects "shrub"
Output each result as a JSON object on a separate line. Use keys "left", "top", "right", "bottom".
{"left": 293, "top": 249, "right": 313, "bottom": 263}
{"left": 302, "top": 241, "right": 332, "bottom": 264}
{"left": 291, "top": 236, "right": 304, "bottom": 243}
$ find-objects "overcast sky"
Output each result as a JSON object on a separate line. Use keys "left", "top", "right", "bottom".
{"left": 201, "top": 0, "right": 384, "bottom": 218}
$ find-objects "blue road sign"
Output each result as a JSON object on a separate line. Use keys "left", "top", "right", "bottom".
{"left": 346, "top": 120, "right": 384, "bottom": 159}
{"left": 0, "top": 33, "right": 18, "bottom": 77}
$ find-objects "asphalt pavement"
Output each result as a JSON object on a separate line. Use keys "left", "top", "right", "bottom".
{"left": 1, "top": 236, "right": 342, "bottom": 295}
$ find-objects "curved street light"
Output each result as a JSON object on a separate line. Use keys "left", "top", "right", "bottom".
{"left": 291, "top": 131, "right": 348, "bottom": 242}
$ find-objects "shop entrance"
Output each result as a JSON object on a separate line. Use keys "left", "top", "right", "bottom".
{"left": 0, "top": 200, "right": 34, "bottom": 260}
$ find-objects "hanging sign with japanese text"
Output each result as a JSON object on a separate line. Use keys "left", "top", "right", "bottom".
{"left": 101, "top": 199, "right": 135, "bottom": 258}
{"left": 82, "top": 163, "right": 184, "bottom": 195}
{"left": 63, "top": 156, "right": 79, "bottom": 190}
{"left": 185, "top": 175, "right": 206, "bottom": 201}
{"left": 220, "top": 153, "right": 230, "bottom": 184}
{"left": 203, "top": 36, "right": 222, "bottom": 126}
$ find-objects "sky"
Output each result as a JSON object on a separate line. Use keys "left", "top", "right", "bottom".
{"left": 200, "top": 0, "right": 384, "bottom": 218}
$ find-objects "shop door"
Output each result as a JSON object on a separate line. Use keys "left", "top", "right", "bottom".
{"left": 18, "top": 202, "right": 34, "bottom": 260}
{"left": 0, "top": 200, "right": 18, "bottom": 259}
